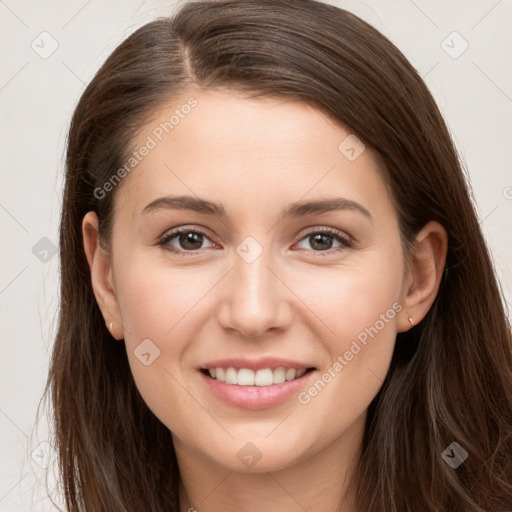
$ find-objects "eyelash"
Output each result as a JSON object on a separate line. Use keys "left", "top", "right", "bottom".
{"left": 157, "top": 226, "right": 354, "bottom": 257}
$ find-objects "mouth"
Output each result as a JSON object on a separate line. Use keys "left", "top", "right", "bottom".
{"left": 198, "top": 359, "right": 317, "bottom": 409}
{"left": 200, "top": 366, "right": 315, "bottom": 386}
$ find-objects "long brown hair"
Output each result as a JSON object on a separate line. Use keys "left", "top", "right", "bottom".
{"left": 42, "top": 0, "right": 512, "bottom": 510}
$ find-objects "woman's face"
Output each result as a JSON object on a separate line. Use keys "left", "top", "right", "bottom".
{"left": 91, "top": 88, "right": 413, "bottom": 472}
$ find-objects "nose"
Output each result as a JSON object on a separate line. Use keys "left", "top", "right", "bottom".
{"left": 216, "top": 247, "right": 292, "bottom": 339}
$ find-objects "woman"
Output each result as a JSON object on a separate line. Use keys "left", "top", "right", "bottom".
{"left": 43, "top": 0, "right": 512, "bottom": 510}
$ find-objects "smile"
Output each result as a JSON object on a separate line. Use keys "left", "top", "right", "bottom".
{"left": 202, "top": 366, "right": 311, "bottom": 386}
{"left": 198, "top": 358, "right": 317, "bottom": 409}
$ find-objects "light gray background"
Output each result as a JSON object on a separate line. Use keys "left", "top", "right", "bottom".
{"left": 1, "top": 0, "right": 511, "bottom": 510}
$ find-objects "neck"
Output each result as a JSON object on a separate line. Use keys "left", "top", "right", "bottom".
{"left": 175, "top": 411, "right": 366, "bottom": 512}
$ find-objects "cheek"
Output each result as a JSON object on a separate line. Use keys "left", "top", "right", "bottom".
{"left": 291, "top": 256, "right": 403, "bottom": 433}
{"left": 330, "top": 273, "right": 401, "bottom": 350}
{"left": 293, "top": 247, "right": 404, "bottom": 352}
{"left": 115, "top": 256, "right": 221, "bottom": 427}
{"left": 117, "top": 255, "right": 211, "bottom": 345}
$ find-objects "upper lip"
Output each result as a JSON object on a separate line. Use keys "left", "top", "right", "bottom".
{"left": 200, "top": 357, "right": 315, "bottom": 371}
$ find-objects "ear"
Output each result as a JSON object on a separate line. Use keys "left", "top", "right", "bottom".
{"left": 82, "top": 211, "right": 123, "bottom": 339}
{"left": 397, "top": 220, "right": 448, "bottom": 332}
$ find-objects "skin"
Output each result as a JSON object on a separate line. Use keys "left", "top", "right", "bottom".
{"left": 82, "top": 88, "right": 447, "bottom": 512}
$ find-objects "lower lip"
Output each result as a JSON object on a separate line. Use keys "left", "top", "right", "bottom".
{"left": 200, "top": 370, "right": 315, "bottom": 410}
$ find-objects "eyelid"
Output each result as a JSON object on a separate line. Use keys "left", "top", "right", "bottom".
{"left": 299, "top": 226, "right": 353, "bottom": 244}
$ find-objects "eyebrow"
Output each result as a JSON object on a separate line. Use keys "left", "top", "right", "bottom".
{"left": 141, "top": 195, "right": 372, "bottom": 222}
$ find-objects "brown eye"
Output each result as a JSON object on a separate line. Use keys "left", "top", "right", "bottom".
{"left": 295, "top": 228, "right": 352, "bottom": 255}
{"left": 176, "top": 231, "right": 205, "bottom": 250}
{"left": 159, "top": 228, "right": 216, "bottom": 254}
{"left": 308, "top": 233, "right": 335, "bottom": 251}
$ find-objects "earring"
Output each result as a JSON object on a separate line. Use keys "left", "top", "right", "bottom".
{"left": 408, "top": 317, "right": 415, "bottom": 327}
{"left": 108, "top": 322, "right": 113, "bottom": 332}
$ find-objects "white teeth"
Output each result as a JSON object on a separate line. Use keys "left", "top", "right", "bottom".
{"left": 237, "top": 368, "right": 255, "bottom": 386}
{"left": 272, "top": 367, "right": 286, "bottom": 384}
{"left": 254, "top": 368, "right": 273, "bottom": 386}
{"left": 206, "top": 366, "right": 310, "bottom": 386}
{"left": 225, "top": 367, "right": 237, "bottom": 384}
{"left": 285, "top": 368, "right": 296, "bottom": 381}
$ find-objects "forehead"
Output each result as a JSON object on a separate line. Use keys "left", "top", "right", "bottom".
{"left": 115, "top": 88, "right": 390, "bottom": 223}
